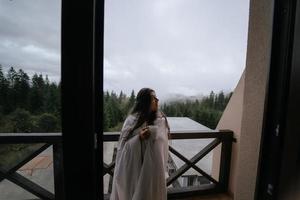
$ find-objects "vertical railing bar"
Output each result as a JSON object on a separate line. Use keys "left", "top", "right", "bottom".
{"left": 53, "top": 143, "right": 65, "bottom": 200}
{"left": 218, "top": 132, "right": 233, "bottom": 192}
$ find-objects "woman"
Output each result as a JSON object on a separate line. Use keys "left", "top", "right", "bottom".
{"left": 110, "top": 88, "right": 170, "bottom": 200}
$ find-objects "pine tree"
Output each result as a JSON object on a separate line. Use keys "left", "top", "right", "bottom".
{"left": 7, "top": 67, "right": 17, "bottom": 87}
{"left": 118, "top": 90, "right": 125, "bottom": 103}
{"left": 217, "top": 91, "right": 225, "bottom": 110}
{"left": 209, "top": 91, "right": 215, "bottom": 108}
{"left": 0, "top": 66, "right": 9, "bottom": 113}
{"left": 15, "top": 69, "right": 30, "bottom": 109}
{"left": 127, "top": 90, "right": 136, "bottom": 112}
{"left": 44, "top": 82, "right": 59, "bottom": 114}
{"left": 29, "top": 74, "right": 45, "bottom": 114}
{"left": 6, "top": 67, "right": 18, "bottom": 112}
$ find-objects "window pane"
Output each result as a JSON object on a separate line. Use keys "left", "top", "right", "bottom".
{"left": 0, "top": 0, "right": 61, "bottom": 134}
{"left": 103, "top": 0, "right": 249, "bottom": 195}
{"left": 103, "top": 0, "right": 249, "bottom": 131}
{"left": 0, "top": 1, "right": 62, "bottom": 199}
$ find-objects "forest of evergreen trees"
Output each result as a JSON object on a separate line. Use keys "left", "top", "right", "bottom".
{"left": 104, "top": 90, "right": 232, "bottom": 131}
{"left": 0, "top": 66, "right": 232, "bottom": 133}
{"left": 0, "top": 66, "right": 61, "bottom": 133}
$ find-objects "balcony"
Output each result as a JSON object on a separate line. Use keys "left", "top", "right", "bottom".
{"left": 0, "top": 125, "right": 233, "bottom": 200}
{"left": 103, "top": 128, "right": 233, "bottom": 200}
{"left": 0, "top": 0, "right": 298, "bottom": 198}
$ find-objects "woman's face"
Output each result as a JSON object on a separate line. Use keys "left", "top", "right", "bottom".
{"left": 150, "top": 91, "right": 159, "bottom": 112}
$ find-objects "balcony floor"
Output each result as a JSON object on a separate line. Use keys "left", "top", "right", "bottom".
{"left": 179, "top": 194, "right": 232, "bottom": 200}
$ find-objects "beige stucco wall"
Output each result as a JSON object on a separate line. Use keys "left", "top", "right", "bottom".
{"left": 211, "top": 0, "right": 274, "bottom": 199}
{"left": 235, "top": 0, "right": 273, "bottom": 199}
{"left": 212, "top": 70, "right": 245, "bottom": 195}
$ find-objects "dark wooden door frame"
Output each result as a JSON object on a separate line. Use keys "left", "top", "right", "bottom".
{"left": 276, "top": 0, "right": 300, "bottom": 198}
{"left": 61, "top": 0, "right": 104, "bottom": 199}
{"left": 95, "top": 0, "right": 105, "bottom": 199}
{"left": 255, "top": 0, "right": 299, "bottom": 199}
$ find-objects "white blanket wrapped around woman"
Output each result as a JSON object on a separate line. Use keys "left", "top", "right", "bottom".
{"left": 110, "top": 112, "right": 169, "bottom": 200}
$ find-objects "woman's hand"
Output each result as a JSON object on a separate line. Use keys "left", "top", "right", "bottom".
{"left": 139, "top": 126, "right": 150, "bottom": 140}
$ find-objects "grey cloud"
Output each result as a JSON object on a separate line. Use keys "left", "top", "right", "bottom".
{"left": 104, "top": 0, "right": 249, "bottom": 99}
{"left": 0, "top": 0, "right": 249, "bottom": 96}
{"left": 0, "top": 0, "right": 61, "bottom": 82}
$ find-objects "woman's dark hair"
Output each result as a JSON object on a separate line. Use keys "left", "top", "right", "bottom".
{"left": 130, "top": 88, "right": 157, "bottom": 131}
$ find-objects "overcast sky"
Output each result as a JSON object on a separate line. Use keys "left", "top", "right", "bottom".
{"left": 0, "top": 0, "right": 250, "bottom": 100}
{"left": 105, "top": 0, "right": 250, "bottom": 99}
{"left": 0, "top": 0, "right": 61, "bottom": 82}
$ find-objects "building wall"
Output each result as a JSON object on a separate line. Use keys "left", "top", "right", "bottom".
{"left": 212, "top": 70, "right": 245, "bottom": 195}
{"left": 235, "top": 0, "right": 273, "bottom": 199}
{"left": 212, "top": 0, "right": 274, "bottom": 199}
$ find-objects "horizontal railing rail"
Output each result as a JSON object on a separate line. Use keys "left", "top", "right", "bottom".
{"left": 103, "top": 130, "right": 233, "bottom": 199}
{"left": 0, "top": 133, "right": 64, "bottom": 200}
{"left": 0, "top": 133, "right": 62, "bottom": 144}
{"left": 102, "top": 129, "right": 234, "bottom": 141}
{"left": 103, "top": 130, "right": 234, "bottom": 141}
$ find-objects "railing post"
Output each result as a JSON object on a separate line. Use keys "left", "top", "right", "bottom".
{"left": 53, "top": 143, "right": 65, "bottom": 200}
{"left": 218, "top": 131, "right": 233, "bottom": 193}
